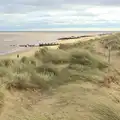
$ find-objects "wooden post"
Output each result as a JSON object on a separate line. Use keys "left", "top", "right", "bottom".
{"left": 107, "top": 45, "right": 111, "bottom": 72}
{"left": 108, "top": 46, "right": 111, "bottom": 65}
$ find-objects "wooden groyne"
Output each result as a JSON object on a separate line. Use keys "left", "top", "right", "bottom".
{"left": 58, "top": 35, "right": 93, "bottom": 40}
{"left": 10, "top": 42, "right": 59, "bottom": 48}
{"left": 9, "top": 34, "right": 96, "bottom": 48}
{"left": 38, "top": 42, "right": 59, "bottom": 46}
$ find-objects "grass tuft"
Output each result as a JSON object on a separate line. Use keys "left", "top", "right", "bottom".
{"left": 69, "top": 49, "right": 107, "bottom": 69}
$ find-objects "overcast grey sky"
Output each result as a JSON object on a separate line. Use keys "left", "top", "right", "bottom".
{"left": 0, "top": 0, "right": 120, "bottom": 31}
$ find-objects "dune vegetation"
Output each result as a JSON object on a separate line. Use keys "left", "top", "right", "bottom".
{"left": 0, "top": 33, "right": 120, "bottom": 120}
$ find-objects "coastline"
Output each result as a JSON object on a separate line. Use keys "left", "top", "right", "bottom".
{"left": 0, "top": 32, "right": 110, "bottom": 58}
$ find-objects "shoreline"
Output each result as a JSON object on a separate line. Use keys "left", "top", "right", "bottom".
{"left": 0, "top": 32, "right": 110, "bottom": 58}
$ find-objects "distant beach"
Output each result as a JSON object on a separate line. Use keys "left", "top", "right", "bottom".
{"left": 0, "top": 31, "right": 113, "bottom": 55}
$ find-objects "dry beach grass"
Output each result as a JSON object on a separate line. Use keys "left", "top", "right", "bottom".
{"left": 0, "top": 32, "right": 120, "bottom": 120}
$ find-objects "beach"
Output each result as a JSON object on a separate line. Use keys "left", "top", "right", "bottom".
{"left": 0, "top": 31, "right": 111, "bottom": 57}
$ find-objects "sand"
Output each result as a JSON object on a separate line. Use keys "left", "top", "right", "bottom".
{"left": 0, "top": 31, "right": 107, "bottom": 58}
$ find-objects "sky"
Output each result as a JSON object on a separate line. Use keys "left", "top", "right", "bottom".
{"left": 0, "top": 0, "right": 120, "bottom": 31}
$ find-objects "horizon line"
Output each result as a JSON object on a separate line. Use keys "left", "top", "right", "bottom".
{"left": 0, "top": 28, "right": 120, "bottom": 32}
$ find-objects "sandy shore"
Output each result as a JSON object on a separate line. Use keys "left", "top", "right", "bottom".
{"left": 0, "top": 31, "right": 109, "bottom": 54}
{"left": 0, "top": 31, "right": 111, "bottom": 59}
{"left": 0, "top": 34, "right": 101, "bottom": 59}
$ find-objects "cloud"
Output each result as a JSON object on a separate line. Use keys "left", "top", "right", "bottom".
{"left": 0, "top": 0, "right": 120, "bottom": 14}
{"left": 64, "top": 0, "right": 120, "bottom": 6}
{"left": 0, "top": 0, "right": 120, "bottom": 30}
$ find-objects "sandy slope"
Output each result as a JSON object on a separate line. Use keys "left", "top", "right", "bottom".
{"left": 1, "top": 33, "right": 120, "bottom": 120}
